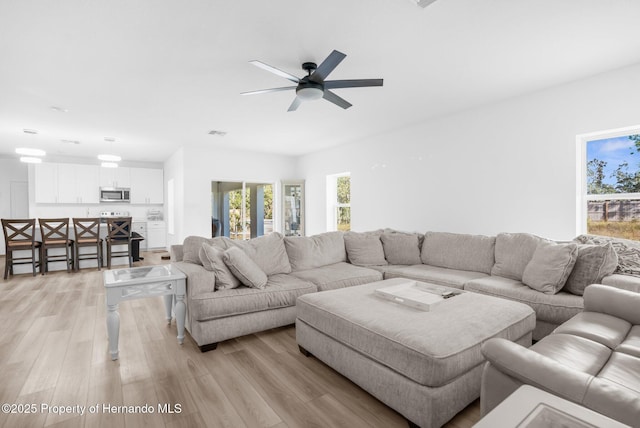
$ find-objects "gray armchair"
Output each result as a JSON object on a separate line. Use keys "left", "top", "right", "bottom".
{"left": 480, "top": 284, "right": 640, "bottom": 427}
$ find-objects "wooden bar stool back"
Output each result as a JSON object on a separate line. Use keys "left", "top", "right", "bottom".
{"left": 39, "top": 218, "right": 74, "bottom": 274}
{"left": 106, "top": 217, "right": 133, "bottom": 269}
{"left": 2, "top": 218, "right": 42, "bottom": 279}
{"left": 73, "top": 218, "right": 103, "bottom": 271}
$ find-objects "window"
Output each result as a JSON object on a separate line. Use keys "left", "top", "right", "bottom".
{"left": 581, "top": 129, "right": 640, "bottom": 240}
{"left": 327, "top": 173, "right": 351, "bottom": 232}
{"left": 211, "top": 181, "right": 274, "bottom": 240}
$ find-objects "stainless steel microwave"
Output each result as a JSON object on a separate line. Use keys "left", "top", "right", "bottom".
{"left": 100, "top": 187, "right": 130, "bottom": 203}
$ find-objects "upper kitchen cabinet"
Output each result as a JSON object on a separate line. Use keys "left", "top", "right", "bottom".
{"left": 130, "top": 168, "right": 163, "bottom": 204}
{"left": 99, "top": 166, "right": 131, "bottom": 188}
{"left": 34, "top": 163, "right": 100, "bottom": 204}
{"left": 58, "top": 164, "right": 100, "bottom": 203}
{"left": 34, "top": 163, "right": 58, "bottom": 203}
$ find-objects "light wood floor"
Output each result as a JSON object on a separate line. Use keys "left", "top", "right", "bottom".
{"left": 0, "top": 253, "right": 480, "bottom": 428}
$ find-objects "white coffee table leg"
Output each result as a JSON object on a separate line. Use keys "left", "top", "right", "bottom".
{"left": 175, "top": 294, "right": 186, "bottom": 345}
{"left": 163, "top": 294, "right": 173, "bottom": 324}
{"left": 106, "top": 303, "right": 120, "bottom": 360}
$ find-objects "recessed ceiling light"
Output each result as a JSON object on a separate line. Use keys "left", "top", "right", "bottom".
{"left": 60, "top": 139, "right": 81, "bottom": 145}
{"left": 20, "top": 157, "right": 42, "bottom": 164}
{"left": 208, "top": 130, "right": 227, "bottom": 136}
{"left": 50, "top": 106, "right": 69, "bottom": 113}
{"left": 101, "top": 162, "right": 118, "bottom": 168}
{"left": 98, "top": 154, "right": 121, "bottom": 162}
{"left": 16, "top": 147, "right": 46, "bottom": 156}
{"left": 23, "top": 129, "right": 39, "bottom": 134}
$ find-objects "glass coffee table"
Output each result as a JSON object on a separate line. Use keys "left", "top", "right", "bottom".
{"left": 103, "top": 264, "right": 187, "bottom": 360}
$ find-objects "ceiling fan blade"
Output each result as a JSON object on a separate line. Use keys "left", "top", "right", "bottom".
{"left": 309, "top": 50, "right": 346, "bottom": 83}
{"left": 324, "top": 79, "right": 384, "bottom": 89}
{"left": 241, "top": 86, "right": 297, "bottom": 96}
{"left": 249, "top": 60, "right": 300, "bottom": 83}
{"left": 288, "top": 97, "right": 303, "bottom": 112}
{"left": 322, "top": 90, "right": 352, "bottom": 109}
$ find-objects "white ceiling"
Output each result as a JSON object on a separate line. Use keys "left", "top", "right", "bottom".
{"left": 2, "top": 0, "right": 640, "bottom": 164}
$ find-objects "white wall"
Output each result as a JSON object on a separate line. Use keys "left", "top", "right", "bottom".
{"left": 168, "top": 146, "right": 297, "bottom": 243}
{"left": 298, "top": 62, "right": 640, "bottom": 240}
{"left": 0, "top": 158, "right": 29, "bottom": 255}
{"left": 164, "top": 147, "right": 185, "bottom": 249}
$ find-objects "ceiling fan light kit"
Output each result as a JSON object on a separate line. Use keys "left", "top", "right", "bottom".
{"left": 242, "top": 50, "right": 383, "bottom": 111}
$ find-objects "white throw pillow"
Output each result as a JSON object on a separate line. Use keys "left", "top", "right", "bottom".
{"left": 222, "top": 246, "right": 268, "bottom": 289}
{"left": 344, "top": 232, "right": 388, "bottom": 266}
{"left": 201, "top": 243, "right": 241, "bottom": 290}
{"left": 522, "top": 242, "right": 578, "bottom": 294}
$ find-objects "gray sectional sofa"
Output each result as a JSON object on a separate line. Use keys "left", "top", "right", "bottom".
{"left": 170, "top": 229, "right": 640, "bottom": 350}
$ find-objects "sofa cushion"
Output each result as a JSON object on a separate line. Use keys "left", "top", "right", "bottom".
{"left": 290, "top": 262, "right": 382, "bottom": 291}
{"left": 601, "top": 274, "right": 640, "bottom": 293}
{"left": 421, "top": 231, "right": 496, "bottom": 274}
{"left": 201, "top": 244, "right": 241, "bottom": 290}
{"left": 188, "top": 274, "right": 317, "bottom": 321}
{"left": 575, "top": 234, "right": 640, "bottom": 277}
{"left": 563, "top": 242, "right": 618, "bottom": 296}
{"left": 464, "top": 276, "right": 583, "bottom": 325}
{"left": 530, "top": 333, "right": 612, "bottom": 376}
{"left": 284, "top": 232, "right": 347, "bottom": 271}
{"left": 223, "top": 247, "right": 268, "bottom": 289}
{"left": 617, "top": 325, "right": 640, "bottom": 358}
{"left": 522, "top": 242, "right": 578, "bottom": 294}
{"left": 344, "top": 232, "right": 387, "bottom": 267}
{"left": 491, "top": 233, "right": 548, "bottom": 281}
{"left": 380, "top": 232, "right": 422, "bottom": 265}
{"left": 233, "top": 232, "right": 291, "bottom": 276}
{"left": 383, "top": 264, "right": 487, "bottom": 289}
{"left": 597, "top": 351, "right": 640, "bottom": 393}
{"left": 182, "top": 235, "right": 217, "bottom": 265}
{"left": 554, "top": 311, "right": 631, "bottom": 349}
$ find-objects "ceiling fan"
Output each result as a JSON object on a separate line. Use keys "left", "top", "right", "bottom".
{"left": 241, "top": 50, "right": 383, "bottom": 112}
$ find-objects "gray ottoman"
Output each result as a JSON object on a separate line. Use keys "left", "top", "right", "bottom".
{"left": 296, "top": 278, "right": 535, "bottom": 428}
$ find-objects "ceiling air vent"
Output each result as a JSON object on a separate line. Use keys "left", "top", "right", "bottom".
{"left": 411, "top": 0, "right": 438, "bottom": 7}
{"left": 23, "top": 128, "right": 39, "bottom": 134}
{"left": 208, "top": 130, "right": 227, "bottom": 137}
{"left": 60, "top": 139, "right": 80, "bottom": 145}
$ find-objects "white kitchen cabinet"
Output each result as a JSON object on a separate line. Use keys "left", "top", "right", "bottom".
{"left": 132, "top": 221, "right": 148, "bottom": 251}
{"left": 58, "top": 164, "right": 100, "bottom": 203}
{"left": 99, "top": 167, "right": 131, "bottom": 188}
{"left": 130, "top": 168, "right": 163, "bottom": 204}
{"left": 34, "top": 163, "right": 59, "bottom": 203}
{"left": 146, "top": 221, "right": 166, "bottom": 249}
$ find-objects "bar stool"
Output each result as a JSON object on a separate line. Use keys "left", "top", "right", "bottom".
{"left": 39, "top": 218, "right": 74, "bottom": 274}
{"left": 106, "top": 217, "right": 133, "bottom": 269}
{"left": 72, "top": 218, "right": 103, "bottom": 271}
{"left": 2, "top": 218, "right": 42, "bottom": 279}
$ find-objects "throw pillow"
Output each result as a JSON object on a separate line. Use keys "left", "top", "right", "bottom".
{"left": 344, "top": 232, "right": 388, "bottom": 266}
{"left": 284, "top": 232, "right": 347, "bottom": 271}
{"left": 563, "top": 242, "right": 618, "bottom": 296}
{"left": 222, "top": 246, "right": 268, "bottom": 289}
{"left": 491, "top": 233, "right": 549, "bottom": 281}
{"left": 380, "top": 232, "right": 422, "bottom": 265}
{"left": 201, "top": 243, "right": 241, "bottom": 290}
{"left": 182, "top": 235, "right": 216, "bottom": 265}
{"left": 232, "top": 232, "right": 291, "bottom": 276}
{"left": 522, "top": 242, "right": 578, "bottom": 294}
{"left": 574, "top": 234, "right": 640, "bottom": 277}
